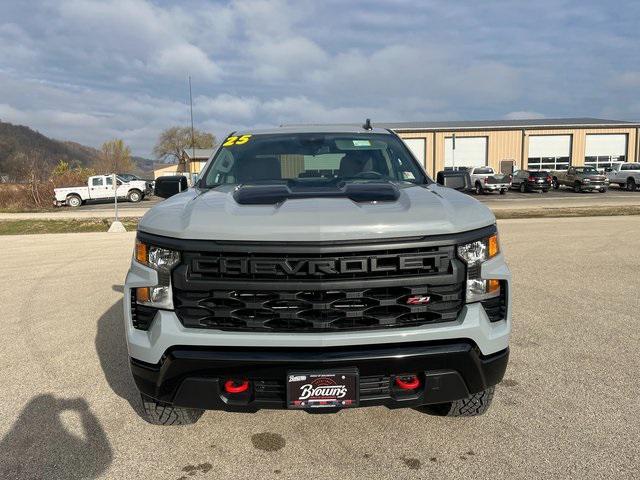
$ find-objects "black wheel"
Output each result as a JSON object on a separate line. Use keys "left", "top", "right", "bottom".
{"left": 499, "top": 189, "right": 506, "bottom": 195}
{"left": 519, "top": 183, "right": 526, "bottom": 193}
{"left": 599, "top": 188, "right": 607, "bottom": 193}
{"left": 475, "top": 183, "right": 483, "bottom": 195}
{"left": 417, "top": 387, "right": 495, "bottom": 417}
{"left": 67, "top": 194, "right": 82, "bottom": 208}
{"left": 140, "top": 394, "right": 203, "bottom": 425}
{"left": 542, "top": 189, "right": 549, "bottom": 193}
{"left": 552, "top": 178, "right": 559, "bottom": 190}
{"left": 627, "top": 178, "right": 637, "bottom": 191}
{"left": 127, "top": 189, "right": 143, "bottom": 203}
{"left": 574, "top": 181, "right": 581, "bottom": 193}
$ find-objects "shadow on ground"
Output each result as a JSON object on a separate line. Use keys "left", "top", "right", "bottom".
{"left": 0, "top": 394, "right": 113, "bottom": 479}
{"left": 94, "top": 285, "right": 141, "bottom": 415}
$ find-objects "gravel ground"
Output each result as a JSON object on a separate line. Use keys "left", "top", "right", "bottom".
{"left": 0, "top": 216, "right": 638, "bottom": 479}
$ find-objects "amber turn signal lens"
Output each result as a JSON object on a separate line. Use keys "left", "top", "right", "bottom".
{"left": 135, "top": 240, "right": 148, "bottom": 264}
{"left": 487, "top": 279, "right": 500, "bottom": 294}
{"left": 136, "top": 287, "right": 150, "bottom": 303}
{"left": 488, "top": 234, "right": 499, "bottom": 258}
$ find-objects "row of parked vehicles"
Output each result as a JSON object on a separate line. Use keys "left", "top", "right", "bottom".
{"left": 54, "top": 174, "right": 154, "bottom": 207}
{"left": 437, "top": 162, "right": 640, "bottom": 195}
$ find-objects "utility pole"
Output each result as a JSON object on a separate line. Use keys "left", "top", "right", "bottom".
{"left": 189, "top": 76, "right": 195, "bottom": 182}
{"left": 113, "top": 172, "right": 119, "bottom": 222}
{"left": 452, "top": 133, "right": 456, "bottom": 170}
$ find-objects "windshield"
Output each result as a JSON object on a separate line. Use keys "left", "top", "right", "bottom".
{"left": 202, "top": 133, "right": 428, "bottom": 187}
{"left": 575, "top": 167, "right": 598, "bottom": 174}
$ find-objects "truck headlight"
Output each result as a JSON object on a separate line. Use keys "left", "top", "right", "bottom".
{"left": 457, "top": 233, "right": 500, "bottom": 303}
{"left": 134, "top": 239, "right": 180, "bottom": 309}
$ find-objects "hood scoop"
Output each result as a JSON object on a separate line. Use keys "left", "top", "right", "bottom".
{"left": 233, "top": 182, "right": 401, "bottom": 205}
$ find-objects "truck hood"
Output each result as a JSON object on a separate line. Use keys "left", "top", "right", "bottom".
{"left": 139, "top": 184, "right": 495, "bottom": 241}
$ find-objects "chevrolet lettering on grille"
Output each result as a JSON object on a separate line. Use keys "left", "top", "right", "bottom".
{"left": 193, "top": 254, "right": 443, "bottom": 277}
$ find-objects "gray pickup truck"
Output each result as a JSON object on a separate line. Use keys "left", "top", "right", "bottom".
{"left": 552, "top": 166, "right": 609, "bottom": 192}
{"left": 124, "top": 124, "right": 511, "bottom": 425}
{"left": 605, "top": 163, "right": 640, "bottom": 191}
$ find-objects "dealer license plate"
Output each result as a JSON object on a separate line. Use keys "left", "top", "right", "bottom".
{"left": 286, "top": 370, "right": 359, "bottom": 409}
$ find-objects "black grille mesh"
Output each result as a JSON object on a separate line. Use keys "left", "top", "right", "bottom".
{"left": 174, "top": 283, "right": 464, "bottom": 332}
{"left": 130, "top": 290, "right": 158, "bottom": 330}
{"left": 480, "top": 282, "right": 507, "bottom": 322}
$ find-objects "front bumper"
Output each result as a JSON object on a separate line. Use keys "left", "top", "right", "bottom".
{"left": 579, "top": 183, "right": 608, "bottom": 190}
{"left": 131, "top": 341, "right": 509, "bottom": 411}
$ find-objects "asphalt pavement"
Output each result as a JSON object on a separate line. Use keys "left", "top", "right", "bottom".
{"left": 0, "top": 217, "right": 639, "bottom": 479}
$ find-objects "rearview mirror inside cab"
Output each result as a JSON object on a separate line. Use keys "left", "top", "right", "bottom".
{"left": 154, "top": 175, "right": 188, "bottom": 198}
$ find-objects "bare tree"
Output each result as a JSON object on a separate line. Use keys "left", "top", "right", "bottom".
{"left": 93, "top": 139, "right": 133, "bottom": 174}
{"left": 152, "top": 127, "right": 216, "bottom": 162}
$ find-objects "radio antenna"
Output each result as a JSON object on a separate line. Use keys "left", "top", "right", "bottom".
{"left": 189, "top": 76, "right": 195, "bottom": 169}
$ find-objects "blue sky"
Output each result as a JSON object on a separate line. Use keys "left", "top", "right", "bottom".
{"left": 1, "top": 0, "right": 639, "bottom": 157}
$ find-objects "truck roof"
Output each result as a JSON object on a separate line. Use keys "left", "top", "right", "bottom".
{"left": 234, "top": 125, "right": 392, "bottom": 135}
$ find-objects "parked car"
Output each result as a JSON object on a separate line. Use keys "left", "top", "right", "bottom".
{"left": 125, "top": 124, "right": 511, "bottom": 424}
{"left": 467, "top": 166, "right": 511, "bottom": 195}
{"left": 605, "top": 162, "right": 640, "bottom": 191}
{"left": 552, "top": 166, "right": 608, "bottom": 193}
{"left": 54, "top": 174, "right": 152, "bottom": 207}
{"left": 510, "top": 170, "right": 552, "bottom": 192}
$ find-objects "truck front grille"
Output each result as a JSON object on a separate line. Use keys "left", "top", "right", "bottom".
{"left": 174, "top": 283, "right": 464, "bottom": 332}
{"left": 172, "top": 240, "right": 466, "bottom": 333}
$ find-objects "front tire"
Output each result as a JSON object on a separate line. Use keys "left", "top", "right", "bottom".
{"left": 418, "top": 387, "right": 495, "bottom": 417}
{"left": 499, "top": 189, "right": 506, "bottom": 195}
{"left": 574, "top": 181, "right": 581, "bottom": 193}
{"left": 627, "top": 178, "right": 637, "bottom": 191}
{"left": 127, "top": 189, "right": 142, "bottom": 203}
{"left": 140, "top": 394, "right": 203, "bottom": 426}
{"left": 519, "top": 183, "right": 526, "bottom": 193}
{"left": 552, "top": 178, "right": 559, "bottom": 189}
{"left": 67, "top": 194, "right": 82, "bottom": 208}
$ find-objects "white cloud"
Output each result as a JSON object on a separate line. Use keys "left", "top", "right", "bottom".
{"left": 151, "top": 44, "right": 221, "bottom": 80}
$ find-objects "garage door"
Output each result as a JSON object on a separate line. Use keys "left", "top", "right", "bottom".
{"left": 528, "top": 135, "right": 571, "bottom": 171}
{"left": 402, "top": 138, "right": 426, "bottom": 167}
{"left": 444, "top": 137, "right": 487, "bottom": 170}
{"left": 585, "top": 134, "right": 627, "bottom": 169}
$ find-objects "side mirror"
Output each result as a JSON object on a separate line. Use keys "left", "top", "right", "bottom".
{"left": 154, "top": 175, "right": 188, "bottom": 198}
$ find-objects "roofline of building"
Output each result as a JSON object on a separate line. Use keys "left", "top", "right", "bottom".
{"left": 389, "top": 123, "right": 640, "bottom": 132}
{"left": 382, "top": 119, "right": 640, "bottom": 132}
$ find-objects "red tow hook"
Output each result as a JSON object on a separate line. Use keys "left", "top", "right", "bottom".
{"left": 224, "top": 379, "right": 250, "bottom": 394}
{"left": 395, "top": 375, "right": 420, "bottom": 390}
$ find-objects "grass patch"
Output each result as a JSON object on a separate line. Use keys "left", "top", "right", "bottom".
{"left": 0, "top": 218, "right": 139, "bottom": 235}
{"left": 494, "top": 205, "right": 640, "bottom": 219}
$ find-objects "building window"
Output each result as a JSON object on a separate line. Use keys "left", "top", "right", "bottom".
{"left": 527, "top": 156, "right": 570, "bottom": 171}
{"left": 584, "top": 155, "right": 625, "bottom": 170}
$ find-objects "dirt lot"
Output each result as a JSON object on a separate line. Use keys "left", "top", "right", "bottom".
{"left": 0, "top": 217, "right": 638, "bottom": 479}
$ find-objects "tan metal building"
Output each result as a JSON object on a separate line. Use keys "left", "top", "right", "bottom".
{"left": 386, "top": 118, "right": 640, "bottom": 176}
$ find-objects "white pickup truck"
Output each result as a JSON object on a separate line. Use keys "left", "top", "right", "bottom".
{"left": 468, "top": 167, "right": 511, "bottom": 195}
{"left": 54, "top": 174, "right": 151, "bottom": 207}
{"left": 605, "top": 163, "right": 640, "bottom": 191}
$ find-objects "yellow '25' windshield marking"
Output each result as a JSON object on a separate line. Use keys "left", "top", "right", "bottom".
{"left": 223, "top": 134, "right": 252, "bottom": 147}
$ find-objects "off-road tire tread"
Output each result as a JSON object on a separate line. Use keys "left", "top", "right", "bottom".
{"left": 140, "top": 394, "right": 203, "bottom": 425}
{"left": 419, "top": 387, "right": 495, "bottom": 417}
